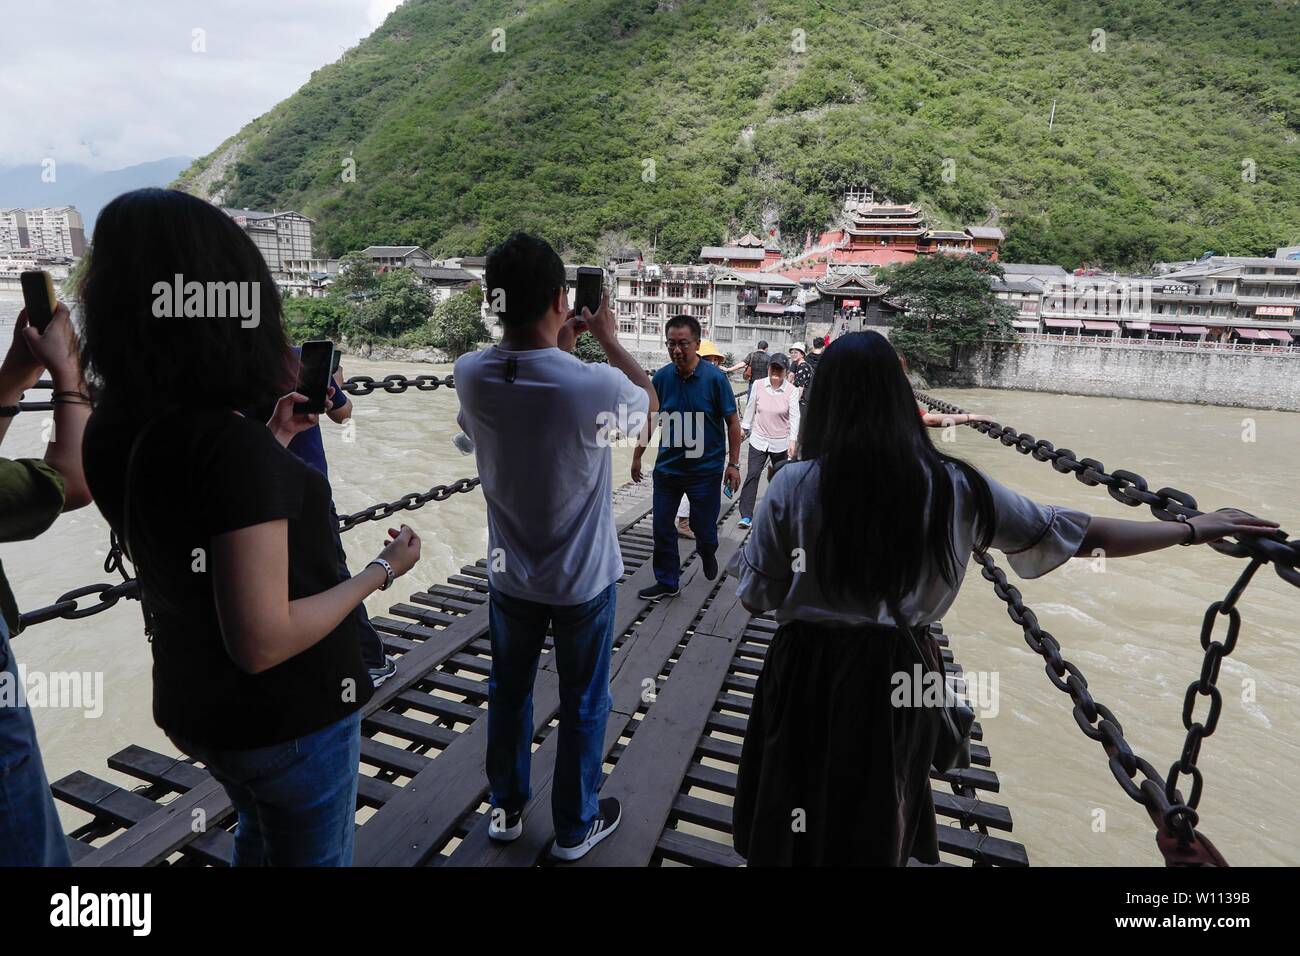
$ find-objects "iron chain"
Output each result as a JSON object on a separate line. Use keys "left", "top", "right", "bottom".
{"left": 973, "top": 550, "right": 1201, "bottom": 846}
{"left": 17, "top": 475, "right": 481, "bottom": 632}
{"left": 915, "top": 390, "right": 1300, "bottom": 586}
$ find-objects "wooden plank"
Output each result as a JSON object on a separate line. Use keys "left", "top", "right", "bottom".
{"left": 572, "top": 571, "right": 752, "bottom": 867}
{"left": 444, "top": 523, "right": 747, "bottom": 867}
{"left": 356, "top": 550, "right": 669, "bottom": 867}
{"left": 656, "top": 828, "right": 744, "bottom": 867}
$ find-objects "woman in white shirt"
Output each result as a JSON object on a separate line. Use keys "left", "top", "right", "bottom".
{"left": 732, "top": 331, "right": 1277, "bottom": 866}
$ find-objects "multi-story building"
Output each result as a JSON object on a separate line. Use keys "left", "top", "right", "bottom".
{"left": 611, "top": 262, "right": 804, "bottom": 355}
{"left": 1009, "top": 251, "right": 1298, "bottom": 345}
{"left": 0, "top": 207, "right": 87, "bottom": 257}
{"left": 225, "top": 209, "right": 314, "bottom": 272}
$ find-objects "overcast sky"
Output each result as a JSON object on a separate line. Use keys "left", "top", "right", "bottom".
{"left": 0, "top": 0, "right": 404, "bottom": 170}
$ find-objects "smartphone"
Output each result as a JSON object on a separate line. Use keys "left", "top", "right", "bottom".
{"left": 20, "top": 271, "right": 57, "bottom": 334}
{"left": 294, "top": 340, "right": 335, "bottom": 415}
{"left": 574, "top": 267, "right": 603, "bottom": 330}
{"left": 723, "top": 483, "right": 734, "bottom": 499}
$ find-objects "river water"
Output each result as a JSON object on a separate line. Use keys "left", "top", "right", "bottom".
{"left": 2, "top": 291, "right": 1296, "bottom": 866}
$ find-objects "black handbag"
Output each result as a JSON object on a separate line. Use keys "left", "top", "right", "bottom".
{"left": 891, "top": 603, "right": 974, "bottom": 772}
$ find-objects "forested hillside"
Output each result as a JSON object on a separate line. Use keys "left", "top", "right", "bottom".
{"left": 176, "top": 0, "right": 1300, "bottom": 268}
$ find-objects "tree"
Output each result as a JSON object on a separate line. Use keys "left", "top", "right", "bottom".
{"left": 428, "top": 284, "right": 489, "bottom": 357}
{"left": 333, "top": 252, "right": 379, "bottom": 299}
{"left": 282, "top": 295, "right": 351, "bottom": 342}
{"left": 877, "top": 254, "right": 1016, "bottom": 372}
{"left": 349, "top": 268, "right": 434, "bottom": 338}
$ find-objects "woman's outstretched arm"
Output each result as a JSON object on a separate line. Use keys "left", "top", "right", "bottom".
{"left": 1075, "top": 510, "right": 1278, "bottom": 559}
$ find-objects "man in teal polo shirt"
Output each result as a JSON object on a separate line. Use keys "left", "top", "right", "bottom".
{"left": 631, "top": 315, "right": 743, "bottom": 599}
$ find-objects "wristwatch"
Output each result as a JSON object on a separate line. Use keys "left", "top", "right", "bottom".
{"left": 368, "top": 557, "right": 395, "bottom": 590}
{"left": 726, "top": 462, "right": 740, "bottom": 471}
{"left": 1175, "top": 514, "right": 1197, "bottom": 546}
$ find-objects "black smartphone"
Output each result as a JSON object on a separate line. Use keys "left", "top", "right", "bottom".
{"left": 574, "top": 266, "right": 602, "bottom": 329}
{"left": 20, "top": 271, "right": 57, "bottom": 333}
{"left": 294, "top": 340, "right": 335, "bottom": 415}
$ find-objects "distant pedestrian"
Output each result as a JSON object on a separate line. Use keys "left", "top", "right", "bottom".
{"left": 634, "top": 316, "right": 742, "bottom": 600}
{"left": 743, "top": 340, "right": 771, "bottom": 406}
{"left": 738, "top": 352, "right": 799, "bottom": 529}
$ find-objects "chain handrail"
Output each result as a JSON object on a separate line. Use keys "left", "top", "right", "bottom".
{"left": 915, "top": 389, "right": 1300, "bottom": 588}
{"left": 973, "top": 548, "right": 1247, "bottom": 865}
{"left": 15, "top": 474, "right": 481, "bottom": 633}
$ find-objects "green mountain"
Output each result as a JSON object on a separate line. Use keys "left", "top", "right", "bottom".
{"left": 176, "top": 0, "right": 1300, "bottom": 268}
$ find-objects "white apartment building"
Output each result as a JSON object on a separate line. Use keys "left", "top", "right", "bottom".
{"left": 0, "top": 207, "right": 87, "bottom": 257}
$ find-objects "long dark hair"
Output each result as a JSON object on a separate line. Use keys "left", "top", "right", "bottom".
{"left": 798, "top": 331, "right": 996, "bottom": 608}
{"left": 79, "top": 188, "right": 293, "bottom": 418}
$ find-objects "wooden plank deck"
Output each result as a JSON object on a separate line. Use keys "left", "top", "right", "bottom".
{"left": 55, "top": 478, "right": 1028, "bottom": 867}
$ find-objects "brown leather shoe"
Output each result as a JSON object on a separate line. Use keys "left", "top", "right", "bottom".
{"left": 676, "top": 517, "right": 695, "bottom": 539}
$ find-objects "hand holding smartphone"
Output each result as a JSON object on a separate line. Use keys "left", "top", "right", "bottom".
{"left": 20, "top": 271, "right": 57, "bottom": 334}
{"left": 573, "top": 267, "right": 603, "bottom": 333}
{"left": 294, "top": 340, "right": 335, "bottom": 415}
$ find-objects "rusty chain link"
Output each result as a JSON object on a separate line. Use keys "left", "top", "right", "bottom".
{"left": 915, "top": 390, "right": 1300, "bottom": 587}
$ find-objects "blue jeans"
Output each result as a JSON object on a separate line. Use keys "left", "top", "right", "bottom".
{"left": 486, "top": 582, "right": 617, "bottom": 844}
{"left": 330, "top": 504, "right": 385, "bottom": 669}
{"left": 652, "top": 470, "right": 723, "bottom": 589}
{"left": 0, "top": 616, "right": 70, "bottom": 866}
{"left": 169, "top": 710, "right": 362, "bottom": 866}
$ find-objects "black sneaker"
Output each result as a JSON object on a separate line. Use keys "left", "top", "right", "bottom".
{"left": 369, "top": 654, "right": 398, "bottom": 688}
{"left": 701, "top": 550, "right": 718, "bottom": 581}
{"left": 488, "top": 806, "right": 523, "bottom": 843}
{"left": 638, "top": 582, "right": 679, "bottom": 601}
{"left": 550, "top": 798, "right": 622, "bottom": 862}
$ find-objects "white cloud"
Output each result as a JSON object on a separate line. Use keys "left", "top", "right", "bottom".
{"left": 0, "top": 0, "right": 389, "bottom": 170}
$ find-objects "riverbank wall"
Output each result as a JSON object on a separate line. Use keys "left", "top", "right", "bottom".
{"left": 941, "top": 338, "right": 1300, "bottom": 412}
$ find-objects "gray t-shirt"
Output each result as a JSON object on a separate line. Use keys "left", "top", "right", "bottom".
{"left": 733, "top": 459, "right": 1091, "bottom": 626}
{"left": 455, "top": 345, "right": 650, "bottom": 605}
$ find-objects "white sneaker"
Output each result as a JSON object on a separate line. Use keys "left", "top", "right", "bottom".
{"left": 549, "top": 798, "right": 622, "bottom": 862}
{"left": 488, "top": 806, "right": 523, "bottom": 842}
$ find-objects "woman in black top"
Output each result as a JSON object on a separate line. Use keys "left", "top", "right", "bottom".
{"left": 79, "top": 189, "right": 422, "bottom": 865}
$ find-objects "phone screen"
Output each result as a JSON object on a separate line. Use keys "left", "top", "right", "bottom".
{"left": 295, "top": 340, "right": 335, "bottom": 415}
{"left": 21, "top": 271, "right": 57, "bottom": 333}
{"left": 574, "top": 268, "right": 602, "bottom": 323}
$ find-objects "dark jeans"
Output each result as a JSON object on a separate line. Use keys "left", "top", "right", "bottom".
{"left": 740, "top": 444, "right": 788, "bottom": 520}
{"left": 652, "top": 469, "right": 723, "bottom": 590}
{"left": 486, "top": 582, "right": 617, "bottom": 844}
{"left": 330, "top": 504, "right": 385, "bottom": 668}
{"left": 0, "top": 617, "right": 71, "bottom": 866}
{"left": 170, "top": 709, "right": 362, "bottom": 866}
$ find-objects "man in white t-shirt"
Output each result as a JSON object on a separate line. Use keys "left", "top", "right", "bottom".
{"left": 454, "top": 232, "right": 656, "bottom": 862}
